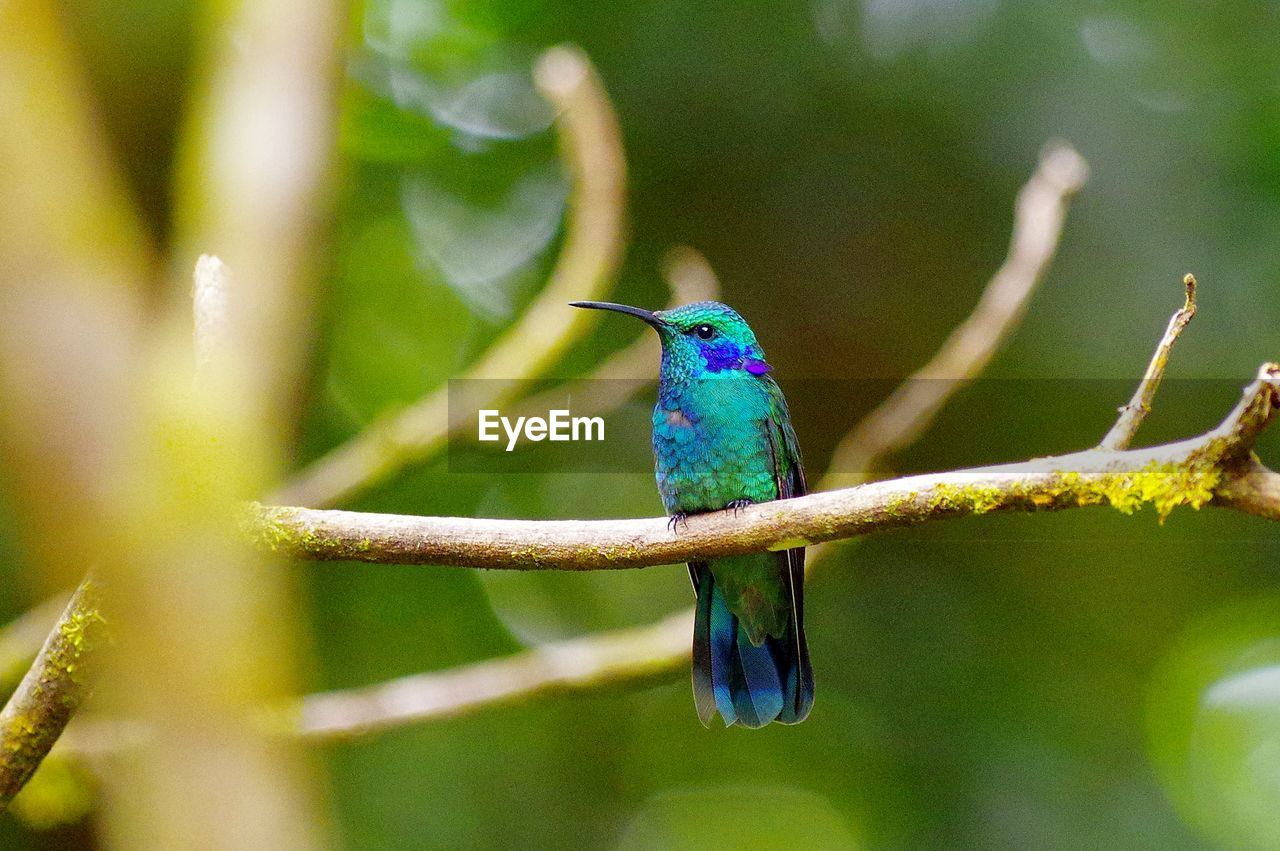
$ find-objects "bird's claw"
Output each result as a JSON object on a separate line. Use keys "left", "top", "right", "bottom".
{"left": 726, "top": 499, "right": 754, "bottom": 516}
{"left": 667, "top": 513, "right": 689, "bottom": 533}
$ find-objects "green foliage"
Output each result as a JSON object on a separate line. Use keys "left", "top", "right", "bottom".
{"left": 2, "top": 0, "right": 1280, "bottom": 848}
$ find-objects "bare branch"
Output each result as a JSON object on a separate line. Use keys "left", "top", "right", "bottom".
{"left": 299, "top": 610, "right": 692, "bottom": 738}
{"left": 0, "top": 577, "right": 106, "bottom": 807}
{"left": 824, "top": 142, "right": 1089, "bottom": 485}
{"left": 277, "top": 45, "right": 627, "bottom": 508}
{"left": 215, "top": 365, "right": 1280, "bottom": 739}
{"left": 255, "top": 366, "right": 1280, "bottom": 570}
{"left": 1215, "top": 457, "right": 1280, "bottom": 521}
{"left": 1099, "top": 273, "right": 1199, "bottom": 451}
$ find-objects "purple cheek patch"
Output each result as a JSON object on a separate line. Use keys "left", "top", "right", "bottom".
{"left": 745, "top": 359, "right": 772, "bottom": 375}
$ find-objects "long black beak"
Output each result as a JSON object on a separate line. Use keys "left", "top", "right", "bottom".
{"left": 570, "top": 301, "right": 667, "bottom": 329}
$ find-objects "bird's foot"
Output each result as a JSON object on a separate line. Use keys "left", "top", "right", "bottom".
{"left": 667, "top": 512, "right": 690, "bottom": 533}
{"left": 725, "top": 499, "right": 754, "bottom": 515}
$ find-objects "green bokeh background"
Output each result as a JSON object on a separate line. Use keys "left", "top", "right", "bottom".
{"left": 4, "top": 0, "right": 1280, "bottom": 847}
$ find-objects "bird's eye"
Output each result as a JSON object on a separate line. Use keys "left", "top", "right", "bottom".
{"left": 692, "top": 324, "right": 716, "bottom": 340}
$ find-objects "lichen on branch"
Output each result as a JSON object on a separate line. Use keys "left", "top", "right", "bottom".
{"left": 0, "top": 578, "right": 106, "bottom": 808}
{"left": 250, "top": 366, "right": 1280, "bottom": 571}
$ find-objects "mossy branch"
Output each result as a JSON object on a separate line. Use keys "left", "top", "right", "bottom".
{"left": 0, "top": 578, "right": 106, "bottom": 808}
{"left": 253, "top": 365, "right": 1280, "bottom": 571}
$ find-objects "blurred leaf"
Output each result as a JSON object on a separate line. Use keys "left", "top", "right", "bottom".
{"left": 1148, "top": 597, "right": 1280, "bottom": 850}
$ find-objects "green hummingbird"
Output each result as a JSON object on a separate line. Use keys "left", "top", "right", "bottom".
{"left": 571, "top": 299, "right": 813, "bottom": 727}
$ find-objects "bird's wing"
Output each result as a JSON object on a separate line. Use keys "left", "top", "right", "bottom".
{"left": 762, "top": 377, "right": 810, "bottom": 712}
{"left": 763, "top": 376, "right": 806, "bottom": 500}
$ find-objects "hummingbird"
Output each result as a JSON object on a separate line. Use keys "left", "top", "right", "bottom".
{"left": 570, "top": 299, "right": 813, "bottom": 727}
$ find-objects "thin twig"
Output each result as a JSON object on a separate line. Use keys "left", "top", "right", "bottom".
{"left": 299, "top": 610, "right": 693, "bottom": 738}
{"left": 824, "top": 142, "right": 1089, "bottom": 485}
{"left": 1099, "top": 274, "right": 1198, "bottom": 451}
{"left": 0, "top": 577, "right": 106, "bottom": 807}
{"left": 255, "top": 365, "right": 1280, "bottom": 569}
{"left": 276, "top": 45, "right": 627, "bottom": 508}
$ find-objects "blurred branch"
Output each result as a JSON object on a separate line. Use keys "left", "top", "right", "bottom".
{"left": 91, "top": 0, "right": 345, "bottom": 842}
{"left": 1099, "top": 273, "right": 1198, "bottom": 451}
{"left": 0, "top": 0, "right": 149, "bottom": 585}
{"left": 175, "top": 0, "right": 343, "bottom": 443}
{"left": 824, "top": 142, "right": 1089, "bottom": 485}
{"left": 0, "top": 0, "right": 148, "bottom": 816}
{"left": 255, "top": 365, "right": 1280, "bottom": 569}
{"left": 277, "top": 44, "right": 627, "bottom": 508}
{"left": 0, "top": 578, "right": 106, "bottom": 808}
{"left": 299, "top": 610, "right": 692, "bottom": 738}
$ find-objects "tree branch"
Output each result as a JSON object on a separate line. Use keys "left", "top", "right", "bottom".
{"left": 276, "top": 45, "right": 627, "bottom": 508}
{"left": 0, "top": 577, "right": 106, "bottom": 807}
{"left": 66, "top": 365, "right": 1279, "bottom": 752}
{"left": 255, "top": 365, "right": 1280, "bottom": 570}
{"left": 299, "top": 610, "right": 693, "bottom": 738}
{"left": 824, "top": 142, "right": 1089, "bottom": 484}
{"left": 1215, "top": 457, "right": 1280, "bottom": 521}
{"left": 1099, "top": 273, "right": 1198, "bottom": 451}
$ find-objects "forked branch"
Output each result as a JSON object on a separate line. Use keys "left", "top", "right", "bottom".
{"left": 254, "top": 365, "right": 1280, "bottom": 570}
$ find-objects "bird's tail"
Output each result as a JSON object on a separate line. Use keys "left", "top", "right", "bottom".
{"left": 691, "top": 562, "right": 813, "bottom": 728}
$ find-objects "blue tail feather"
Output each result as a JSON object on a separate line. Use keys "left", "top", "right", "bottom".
{"left": 708, "top": 580, "right": 738, "bottom": 725}
{"left": 732, "top": 627, "right": 784, "bottom": 728}
{"left": 690, "top": 563, "right": 812, "bottom": 728}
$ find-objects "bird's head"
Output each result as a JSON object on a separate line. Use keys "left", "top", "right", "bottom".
{"left": 571, "top": 299, "right": 771, "bottom": 380}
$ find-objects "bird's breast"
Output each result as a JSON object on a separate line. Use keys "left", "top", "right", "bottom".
{"left": 652, "top": 378, "right": 778, "bottom": 514}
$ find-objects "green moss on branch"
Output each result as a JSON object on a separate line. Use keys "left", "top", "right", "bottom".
{"left": 0, "top": 578, "right": 107, "bottom": 808}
